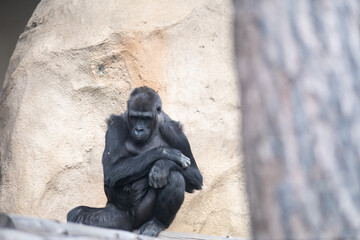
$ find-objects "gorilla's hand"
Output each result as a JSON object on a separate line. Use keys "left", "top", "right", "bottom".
{"left": 161, "top": 148, "right": 190, "bottom": 168}
{"left": 178, "top": 153, "right": 191, "bottom": 168}
{"left": 149, "top": 161, "right": 169, "bottom": 188}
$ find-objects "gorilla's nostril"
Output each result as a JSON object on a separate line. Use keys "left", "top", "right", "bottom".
{"left": 135, "top": 129, "right": 144, "bottom": 136}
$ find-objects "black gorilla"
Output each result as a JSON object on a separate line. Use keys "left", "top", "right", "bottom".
{"left": 67, "top": 86, "right": 203, "bottom": 236}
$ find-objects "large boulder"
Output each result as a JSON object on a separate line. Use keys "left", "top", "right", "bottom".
{"left": 0, "top": 0, "right": 248, "bottom": 237}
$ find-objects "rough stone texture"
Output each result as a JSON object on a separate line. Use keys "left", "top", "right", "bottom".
{"left": 0, "top": 0, "right": 248, "bottom": 238}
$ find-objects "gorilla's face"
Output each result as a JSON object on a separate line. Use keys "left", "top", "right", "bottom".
{"left": 126, "top": 88, "right": 162, "bottom": 143}
{"left": 128, "top": 111, "right": 155, "bottom": 143}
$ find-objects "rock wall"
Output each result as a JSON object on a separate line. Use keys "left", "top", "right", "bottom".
{"left": 0, "top": 0, "right": 249, "bottom": 238}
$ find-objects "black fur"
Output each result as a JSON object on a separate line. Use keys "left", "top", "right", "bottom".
{"left": 67, "top": 86, "right": 203, "bottom": 237}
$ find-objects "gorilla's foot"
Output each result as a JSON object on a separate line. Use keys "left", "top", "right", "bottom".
{"left": 67, "top": 206, "right": 84, "bottom": 222}
{"left": 138, "top": 219, "right": 166, "bottom": 237}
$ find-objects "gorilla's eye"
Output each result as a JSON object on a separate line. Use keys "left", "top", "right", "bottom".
{"left": 130, "top": 116, "right": 139, "bottom": 121}
{"left": 156, "top": 106, "right": 161, "bottom": 114}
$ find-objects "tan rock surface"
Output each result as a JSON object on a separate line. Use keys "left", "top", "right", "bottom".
{"left": 0, "top": 0, "right": 249, "bottom": 238}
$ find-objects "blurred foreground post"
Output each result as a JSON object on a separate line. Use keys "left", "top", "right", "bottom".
{"left": 234, "top": 1, "right": 360, "bottom": 239}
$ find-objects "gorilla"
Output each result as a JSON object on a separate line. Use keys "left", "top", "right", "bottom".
{"left": 67, "top": 86, "right": 203, "bottom": 236}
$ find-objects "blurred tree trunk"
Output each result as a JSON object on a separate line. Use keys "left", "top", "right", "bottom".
{"left": 234, "top": 1, "right": 360, "bottom": 239}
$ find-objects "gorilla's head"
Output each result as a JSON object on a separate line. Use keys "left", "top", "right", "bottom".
{"left": 126, "top": 87, "right": 162, "bottom": 143}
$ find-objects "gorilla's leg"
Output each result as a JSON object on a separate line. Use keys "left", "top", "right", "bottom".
{"left": 132, "top": 187, "right": 157, "bottom": 228}
{"left": 67, "top": 203, "right": 132, "bottom": 230}
{"left": 139, "top": 171, "right": 185, "bottom": 236}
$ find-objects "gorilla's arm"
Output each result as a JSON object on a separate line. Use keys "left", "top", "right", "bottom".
{"left": 160, "top": 115, "right": 203, "bottom": 193}
{"left": 149, "top": 159, "right": 183, "bottom": 188}
{"left": 102, "top": 115, "right": 190, "bottom": 187}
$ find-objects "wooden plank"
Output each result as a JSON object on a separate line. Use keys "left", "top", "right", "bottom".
{"left": 0, "top": 214, "right": 156, "bottom": 240}
{"left": 0, "top": 214, "right": 244, "bottom": 240}
{"left": 0, "top": 229, "right": 45, "bottom": 240}
{"left": 159, "top": 231, "right": 244, "bottom": 240}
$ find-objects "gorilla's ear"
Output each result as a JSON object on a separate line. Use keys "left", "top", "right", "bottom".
{"left": 156, "top": 106, "right": 161, "bottom": 114}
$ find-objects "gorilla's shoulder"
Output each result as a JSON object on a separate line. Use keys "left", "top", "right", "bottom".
{"left": 106, "top": 114, "right": 126, "bottom": 127}
{"left": 169, "top": 120, "right": 183, "bottom": 132}
{"left": 162, "top": 113, "right": 183, "bottom": 134}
